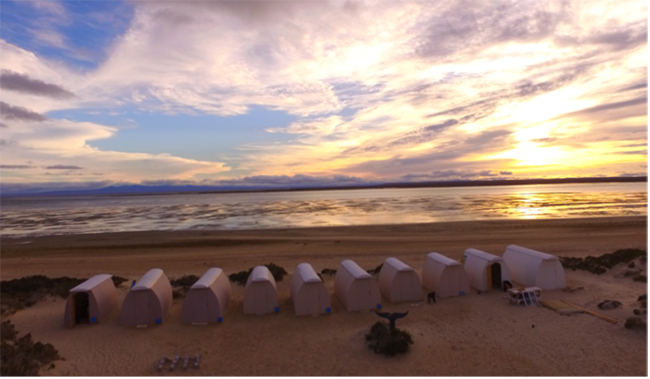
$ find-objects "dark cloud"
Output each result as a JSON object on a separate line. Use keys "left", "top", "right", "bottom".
{"left": 46, "top": 165, "right": 84, "bottom": 170}
{"left": 211, "top": 174, "right": 374, "bottom": 188}
{"left": 424, "top": 119, "right": 459, "bottom": 133}
{"left": 0, "top": 70, "right": 74, "bottom": 99}
{"left": 464, "top": 129, "right": 512, "bottom": 146}
{"left": 385, "top": 119, "right": 460, "bottom": 149}
{"left": 618, "top": 82, "right": 647, "bottom": 93}
{"left": 0, "top": 181, "right": 114, "bottom": 196}
{"left": 619, "top": 172, "right": 647, "bottom": 177}
{"left": 413, "top": 2, "right": 568, "bottom": 58}
{"left": 552, "top": 97, "right": 647, "bottom": 121}
{"left": 0, "top": 139, "right": 18, "bottom": 147}
{"left": 399, "top": 169, "right": 514, "bottom": 182}
{"left": 0, "top": 165, "right": 34, "bottom": 169}
{"left": 0, "top": 102, "right": 47, "bottom": 122}
{"left": 617, "top": 150, "right": 647, "bottom": 155}
{"left": 587, "top": 27, "right": 648, "bottom": 51}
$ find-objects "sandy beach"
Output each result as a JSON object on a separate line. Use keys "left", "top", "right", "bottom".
{"left": 2, "top": 216, "right": 647, "bottom": 376}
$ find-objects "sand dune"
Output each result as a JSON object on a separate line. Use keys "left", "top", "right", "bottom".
{"left": 2, "top": 217, "right": 647, "bottom": 376}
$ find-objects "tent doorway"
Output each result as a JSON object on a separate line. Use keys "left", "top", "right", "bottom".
{"left": 490, "top": 263, "right": 502, "bottom": 290}
{"left": 74, "top": 292, "right": 90, "bottom": 324}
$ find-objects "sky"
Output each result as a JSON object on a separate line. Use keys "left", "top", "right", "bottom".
{"left": 0, "top": 0, "right": 647, "bottom": 193}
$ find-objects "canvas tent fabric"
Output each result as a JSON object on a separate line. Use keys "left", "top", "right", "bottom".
{"left": 463, "top": 248, "right": 512, "bottom": 292}
{"left": 182, "top": 268, "right": 232, "bottom": 324}
{"left": 502, "top": 245, "right": 566, "bottom": 290}
{"left": 63, "top": 274, "right": 118, "bottom": 328}
{"left": 120, "top": 269, "right": 172, "bottom": 327}
{"left": 290, "top": 263, "right": 331, "bottom": 316}
{"left": 334, "top": 259, "right": 381, "bottom": 312}
{"left": 243, "top": 266, "right": 279, "bottom": 316}
{"left": 422, "top": 252, "right": 470, "bottom": 298}
{"left": 378, "top": 257, "right": 423, "bottom": 303}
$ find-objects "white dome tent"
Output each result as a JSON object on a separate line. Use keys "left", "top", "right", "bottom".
{"left": 463, "top": 248, "right": 512, "bottom": 291}
{"left": 502, "top": 245, "right": 566, "bottom": 290}
{"left": 334, "top": 259, "right": 381, "bottom": 312}
{"left": 290, "top": 263, "right": 331, "bottom": 316}
{"left": 422, "top": 252, "right": 470, "bottom": 298}
{"left": 182, "top": 268, "right": 232, "bottom": 324}
{"left": 63, "top": 274, "right": 118, "bottom": 328}
{"left": 120, "top": 269, "right": 172, "bottom": 327}
{"left": 378, "top": 257, "right": 423, "bottom": 303}
{"left": 243, "top": 266, "right": 280, "bottom": 316}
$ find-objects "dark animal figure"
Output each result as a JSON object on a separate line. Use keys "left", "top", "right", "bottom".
{"left": 374, "top": 310, "right": 409, "bottom": 330}
{"left": 427, "top": 291, "right": 436, "bottom": 304}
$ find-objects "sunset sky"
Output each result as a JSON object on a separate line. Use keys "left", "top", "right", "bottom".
{"left": 0, "top": 0, "right": 647, "bottom": 193}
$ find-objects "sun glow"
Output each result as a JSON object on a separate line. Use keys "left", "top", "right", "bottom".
{"left": 487, "top": 142, "right": 571, "bottom": 166}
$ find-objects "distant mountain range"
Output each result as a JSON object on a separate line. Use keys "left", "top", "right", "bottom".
{"left": 1, "top": 176, "right": 646, "bottom": 198}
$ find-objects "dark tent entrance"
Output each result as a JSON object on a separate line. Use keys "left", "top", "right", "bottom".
{"left": 71, "top": 292, "right": 90, "bottom": 325}
{"left": 486, "top": 263, "right": 503, "bottom": 290}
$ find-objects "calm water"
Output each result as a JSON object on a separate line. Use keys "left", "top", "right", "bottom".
{"left": 0, "top": 182, "right": 646, "bottom": 237}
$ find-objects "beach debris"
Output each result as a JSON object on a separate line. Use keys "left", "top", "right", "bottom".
{"left": 624, "top": 317, "right": 646, "bottom": 331}
{"left": 156, "top": 356, "right": 169, "bottom": 372}
{"left": 169, "top": 355, "right": 180, "bottom": 371}
{"left": 597, "top": 300, "right": 622, "bottom": 310}
{"left": 560, "top": 301, "right": 618, "bottom": 324}
{"left": 182, "top": 355, "right": 190, "bottom": 370}
{"left": 193, "top": 354, "right": 201, "bottom": 369}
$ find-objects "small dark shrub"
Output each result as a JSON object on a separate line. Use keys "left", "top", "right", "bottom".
{"left": 1, "top": 321, "right": 60, "bottom": 376}
{"left": 228, "top": 263, "right": 288, "bottom": 286}
{"left": 1, "top": 321, "right": 17, "bottom": 341}
{"left": 624, "top": 317, "right": 647, "bottom": 331}
{"left": 560, "top": 249, "right": 647, "bottom": 276}
{"left": 321, "top": 268, "right": 337, "bottom": 276}
{"left": 633, "top": 275, "right": 647, "bottom": 283}
{"left": 170, "top": 275, "right": 200, "bottom": 288}
{"left": 628, "top": 261, "right": 636, "bottom": 268}
{"left": 229, "top": 270, "right": 252, "bottom": 286}
{"left": 365, "top": 321, "right": 413, "bottom": 356}
{"left": 367, "top": 263, "right": 383, "bottom": 275}
{"left": 111, "top": 276, "right": 128, "bottom": 287}
{"left": 1, "top": 276, "right": 88, "bottom": 315}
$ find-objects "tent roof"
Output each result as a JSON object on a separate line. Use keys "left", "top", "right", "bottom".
{"left": 340, "top": 259, "right": 371, "bottom": 279}
{"left": 464, "top": 248, "right": 502, "bottom": 262}
{"left": 250, "top": 266, "right": 273, "bottom": 282}
{"left": 69, "top": 274, "right": 113, "bottom": 293}
{"left": 191, "top": 268, "right": 224, "bottom": 289}
{"left": 132, "top": 268, "right": 164, "bottom": 291}
{"left": 295, "top": 263, "right": 321, "bottom": 283}
{"left": 385, "top": 257, "right": 414, "bottom": 272}
{"left": 507, "top": 245, "right": 558, "bottom": 261}
{"left": 426, "top": 252, "right": 460, "bottom": 267}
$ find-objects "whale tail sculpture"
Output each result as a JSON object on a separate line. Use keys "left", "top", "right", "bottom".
{"left": 374, "top": 310, "right": 409, "bottom": 330}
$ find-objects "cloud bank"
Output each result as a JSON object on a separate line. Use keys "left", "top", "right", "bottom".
{"left": 0, "top": 0, "right": 646, "bottom": 191}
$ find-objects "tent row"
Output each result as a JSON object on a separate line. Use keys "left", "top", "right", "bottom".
{"left": 63, "top": 245, "right": 565, "bottom": 327}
